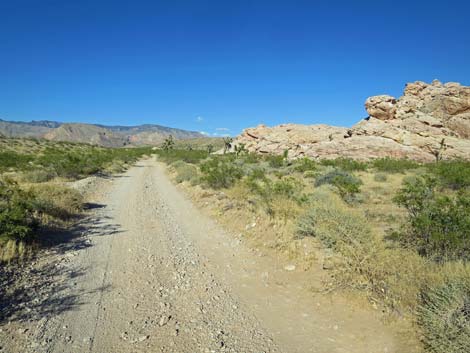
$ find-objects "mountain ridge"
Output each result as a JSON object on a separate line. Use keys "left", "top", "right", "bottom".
{"left": 0, "top": 119, "right": 203, "bottom": 146}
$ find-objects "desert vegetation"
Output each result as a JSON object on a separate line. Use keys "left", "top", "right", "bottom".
{"left": 156, "top": 148, "right": 470, "bottom": 353}
{"left": 0, "top": 136, "right": 153, "bottom": 261}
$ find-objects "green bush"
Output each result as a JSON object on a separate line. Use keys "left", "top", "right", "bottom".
{"left": 320, "top": 158, "right": 368, "bottom": 172}
{"left": 427, "top": 160, "right": 470, "bottom": 190}
{"left": 315, "top": 169, "right": 362, "bottom": 200}
{"left": 374, "top": 172, "right": 388, "bottom": 182}
{"left": 304, "top": 170, "right": 317, "bottom": 178}
{"left": 265, "top": 154, "right": 285, "bottom": 168}
{"left": 0, "top": 151, "right": 34, "bottom": 172}
{"left": 293, "top": 158, "right": 317, "bottom": 172}
{"left": 418, "top": 266, "right": 470, "bottom": 353}
{"left": 199, "top": 158, "right": 243, "bottom": 189}
{"left": 393, "top": 176, "right": 470, "bottom": 261}
{"left": 239, "top": 153, "right": 262, "bottom": 164}
{"left": 0, "top": 179, "right": 38, "bottom": 241}
{"left": 372, "top": 158, "right": 420, "bottom": 173}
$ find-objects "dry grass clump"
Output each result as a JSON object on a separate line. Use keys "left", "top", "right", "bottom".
{"left": 297, "top": 186, "right": 470, "bottom": 353}
{"left": 0, "top": 239, "right": 30, "bottom": 262}
{"left": 171, "top": 160, "right": 199, "bottom": 184}
{"left": 418, "top": 262, "right": 470, "bottom": 353}
{"left": 29, "top": 183, "right": 83, "bottom": 221}
{"left": 297, "top": 186, "right": 428, "bottom": 310}
{"left": 0, "top": 181, "right": 83, "bottom": 262}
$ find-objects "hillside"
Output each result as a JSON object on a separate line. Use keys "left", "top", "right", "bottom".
{"left": 0, "top": 119, "right": 203, "bottom": 146}
{"left": 232, "top": 80, "right": 470, "bottom": 161}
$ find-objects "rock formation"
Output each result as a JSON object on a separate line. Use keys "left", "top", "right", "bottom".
{"left": 232, "top": 80, "right": 470, "bottom": 161}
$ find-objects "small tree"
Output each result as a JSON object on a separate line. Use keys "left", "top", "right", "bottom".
{"left": 161, "top": 135, "right": 175, "bottom": 152}
{"left": 428, "top": 138, "right": 447, "bottom": 162}
{"left": 207, "top": 144, "right": 214, "bottom": 154}
{"left": 234, "top": 143, "right": 247, "bottom": 157}
{"left": 223, "top": 137, "right": 233, "bottom": 154}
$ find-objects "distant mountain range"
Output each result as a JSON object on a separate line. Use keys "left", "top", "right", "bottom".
{"left": 0, "top": 119, "right": 203, "bottom": 147}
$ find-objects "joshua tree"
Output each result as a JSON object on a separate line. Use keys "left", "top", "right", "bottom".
{"left": 234, "top": 143, "right": 247, "bottom": 157}
{"left": 223, "top": 137, "right": 233, "bottom": 154}
{"left": 207, "top": 144, "right": 214, "bottom": 154}
{"left": 161, "top": 135, "right": 175, "bottom": 152}
{"left": 429, "top": 138, "right": 446, "bottom": 162}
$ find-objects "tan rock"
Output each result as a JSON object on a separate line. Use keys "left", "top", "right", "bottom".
{"left": 231, "top": 80, "right": 470, "bottom": 162}
{"left": 365, "top": 95, "right": 397, "bottom": 120}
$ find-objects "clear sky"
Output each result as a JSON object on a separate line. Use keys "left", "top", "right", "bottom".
{"left": 1, "top": 0, "right": 469, "bottom": 136}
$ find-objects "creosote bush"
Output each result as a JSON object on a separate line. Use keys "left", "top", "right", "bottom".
{"left": 293, "top": 158, "right": 317, "bottom": 172}
{"left": 427, "top": 160, "right": 470, "bottom": 189}
{"left": 199, "top": 158, "right": 243, "bottom": 189}
{"left": 314, "top": 169, "right": 362, "bottom": 200}
{"left": 393, "top": 176, "right": 470, "bottom": 261}
{"left": 0, "top": 178, "right": 38, "bottom": 242}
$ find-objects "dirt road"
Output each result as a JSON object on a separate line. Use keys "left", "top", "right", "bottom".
{"left": 1, "top": 158, "right": 413, "bottom": 353}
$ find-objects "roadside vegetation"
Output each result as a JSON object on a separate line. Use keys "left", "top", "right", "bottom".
{"left": 0, "top": 136, "right": 153, "bottom": 262}
{"left": 156, "top": 147, "right": 470, "bottom": 353}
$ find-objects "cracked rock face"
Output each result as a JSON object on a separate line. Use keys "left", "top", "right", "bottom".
{"left": 231, "top": 80, "right": 470, "bottom": 161}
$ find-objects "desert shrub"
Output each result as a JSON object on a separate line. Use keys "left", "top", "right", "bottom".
{"left": 199, "top": 158, "right": 243, "bottom": 189}
{"left": 244, "top": 171, "right": 307, "bottom": 218}
{"left": 314, "top": 169, "right": 362, "bottom": 200}
{"left": 293, "top": 158, "right": 317, "bottom": 172}
{"left": 32, "top": 146, "right": 152, "bottom": 179}
{"left": 171, "top": 161, "right": 199, "bottom": 184}
{"left": 393, "top": 176, "right": 470, "bottom": 261}
{"left": 320, "top": 158, "right": 368, "bottom": 172}
{"left": 155, "top": 149, "right": 209, "bottom": 164}
{"left": 239, "top": 153, "right": 261, "bottom": 164}
{"left": 265, "top": 154, "right": 285, "bottom": 168}
{"left": 427, "top": 160, "right": 470, "bottom": 190}
{"left": 374, "top": 172, "right": 388, "bottom": 182}
{"left": 0, "top": 179, "right": 38, "bottom": 242}
{"left": 297, "top": 186, "right": 427, "bottom": 309}
{"left": 29, "top": 184, "right": 83, "bottom": 220}
{"left": 372, "top": 157, "right": 420, "bottom": 173}
{"left": 104, "top": 159, "right": 127, "bottom": 174}
{"left": 303, "top": 170, "right": 317, "bottom": 178}
{"left": 19, "top": 169, "right": 57, "bottom": 183}
{"left": 0, "top": 151, "right": 34, "bottom": 172}
{"left": 418, "top": 264, "right": 470, "bottom": 353}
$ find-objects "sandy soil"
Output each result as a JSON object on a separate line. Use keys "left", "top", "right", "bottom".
{"left": 0, "top": 158, "right": 418, "bottom": 353}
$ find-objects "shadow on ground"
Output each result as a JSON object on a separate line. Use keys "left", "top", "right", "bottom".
{"left": 0, "top": 203, "right": 122, "bottom": 325}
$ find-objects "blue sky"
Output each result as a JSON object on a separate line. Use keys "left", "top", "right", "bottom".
{"left": 0, "top": 0, "right": 469, "bottom": 136}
